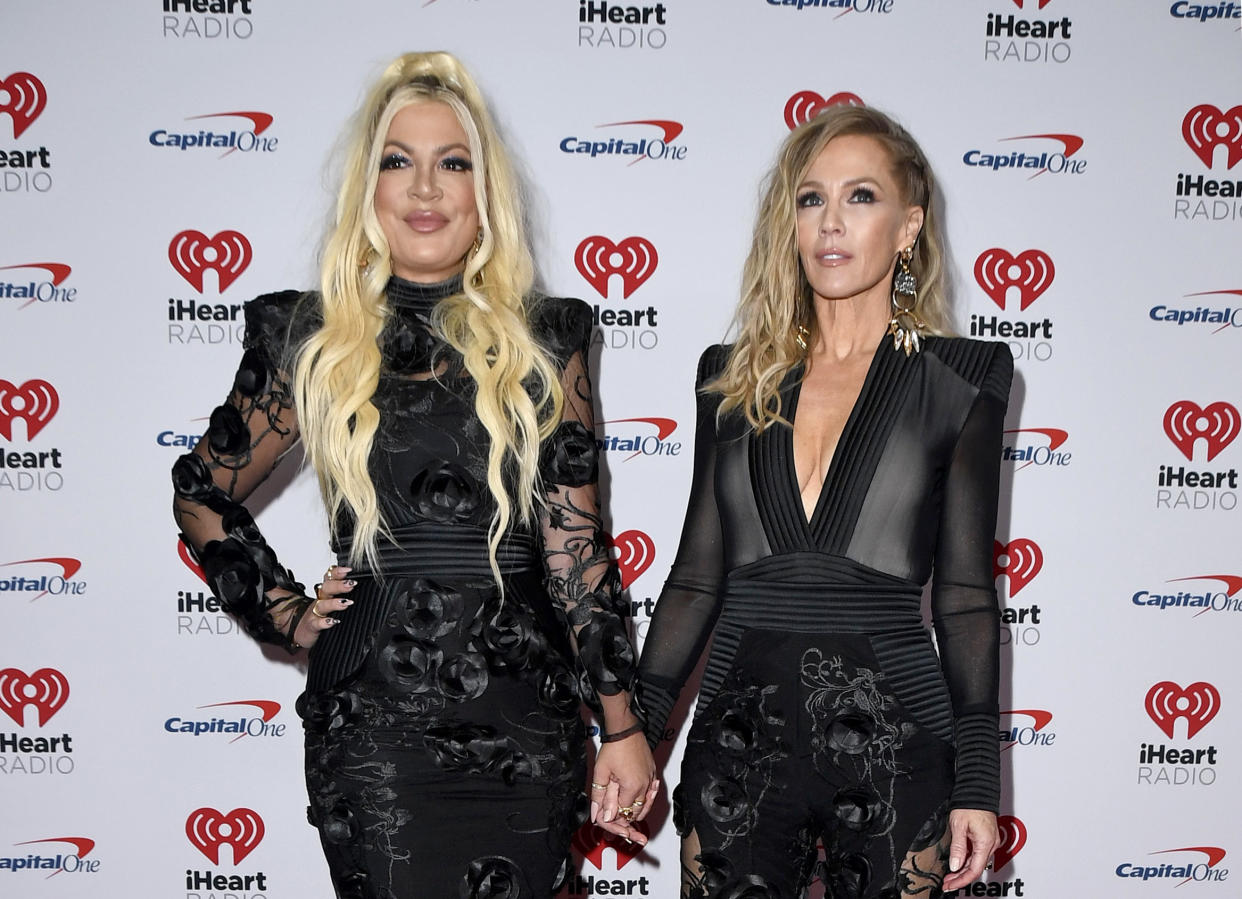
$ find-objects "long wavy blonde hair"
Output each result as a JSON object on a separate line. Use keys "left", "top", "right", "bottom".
{"left": 293, "top": 52, "right": 562, "bottom": 579}
{"left": 713, "top": 105, "right": 952, "bottom": 432}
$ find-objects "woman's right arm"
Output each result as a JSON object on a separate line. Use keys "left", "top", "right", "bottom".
{"left": 171, "top": 291, "right": 334, "bottom": 651}
{"left": 637, "top": 345, "right": 729, "bottom": 748}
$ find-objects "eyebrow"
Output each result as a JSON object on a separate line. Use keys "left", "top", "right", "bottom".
{"left": 382, "top": 140, "right": 472, "bottom": 156}
{"left": 797, "top": 175, "right": 883, "bottom": 190}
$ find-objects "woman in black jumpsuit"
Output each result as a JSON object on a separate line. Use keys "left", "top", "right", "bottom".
{"left": 173, "top": 53, "right": 655, "bottom": 899}
{"left": 638, "top": 107, "right": 1009, "bottom": 898}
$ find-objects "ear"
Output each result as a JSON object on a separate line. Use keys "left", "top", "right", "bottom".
{"left": 901, "top": 205, "right": 925, "bottom": 250}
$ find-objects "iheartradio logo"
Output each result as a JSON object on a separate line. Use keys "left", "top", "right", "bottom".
{"left": 169, "top": 230, "right": 253, "bottom": 293}
{"left": 606, "top": 530, "right": 655, "bottom": 589}
{"left": 783, "top": 90, "right": 865, "bottom": 130}
{"left": 973, "top": 249, "right": 1054, "bottom": 311}
{"left": 0, "top": 378, "right": 59, "bottom": 441}
{"left": 178, "top": 538, "right": 207, "bottom": 583}
{"left": 1182, "top": 104, "right": 1242, "bottom": 170}
{"left": 572, "top": 822, "right": 647, "bottom": 870}
{"left": 186, "top": 808, "right": 265, "bottom": 865}
{"left": 993, "top": 815, "right": 1028, "bottom": 873}
{"left": 574, "top": 236, "right": 657, "bottom": 299}
{"left": 994, "top": 539, "right": 1043, "bottom": 596}
{"left": 0, "top": 72, "right": 47, "bottom": 139}
{"left": 1145, "top": 681, "right": 1220, "bottom": 739}
{"left": 1163, "top": 401, "right": 1240, "bottom": 462}
{"left": 0, "top": 667, "right": 69, "bottom": 727}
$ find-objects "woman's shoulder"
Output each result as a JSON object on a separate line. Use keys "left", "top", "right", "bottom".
{"left": 529, "top": 295, "right": 593, "bottom": 364}
{"left": 922, "top": 336, "right": 1013, "bottom": 401}
{"left": 696, "top": 343, "right": 732, "bottom": 388}
{"left": 242, "top": 290, "right": 321, "bottom": 356}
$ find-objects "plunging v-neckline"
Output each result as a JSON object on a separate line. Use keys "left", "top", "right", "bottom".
{"left": 785, "top": 338, "right": 887, "bottom": 531}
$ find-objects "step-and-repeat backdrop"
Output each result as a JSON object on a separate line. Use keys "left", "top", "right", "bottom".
{"left": 3, "top": 2, "right": 1240, "bottom": 896}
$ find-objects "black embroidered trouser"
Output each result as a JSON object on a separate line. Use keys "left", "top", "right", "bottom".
{"left": 675, "top": 628, "right": 955, "bottom": 899}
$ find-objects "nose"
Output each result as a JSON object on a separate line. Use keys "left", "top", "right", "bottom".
{"left": 818, "top": 199, "right": 844, "bottom": 236}
{"left": 408, "top": 164, "right": 440, "bottom": 200}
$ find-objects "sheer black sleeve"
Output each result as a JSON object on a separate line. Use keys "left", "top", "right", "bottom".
{"left": 534, "top": 298, "right": 639, "bottom": 725}
{"left": 637, "top": 345, "right": 729, "bottom": 748}
{"left": 931, "top": 344, "right": 1013, "bottom": 812}
{"left": 171, "top": 290, "right": 315, "bottom": 652}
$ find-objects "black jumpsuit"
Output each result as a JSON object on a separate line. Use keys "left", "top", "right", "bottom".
{"left": 638, "top": 338, "right": 1012, "bottom": 899}
{"left": 173, "top": 276, "right": 635, "bottom": 899}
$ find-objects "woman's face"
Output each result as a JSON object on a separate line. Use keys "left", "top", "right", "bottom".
{"left": 794, "top": 134, "right": 923, "bottom": 310}
{"left": 373, "top": 101, "right": 481, "bottom": 283}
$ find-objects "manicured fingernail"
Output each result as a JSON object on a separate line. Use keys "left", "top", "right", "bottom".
{"left": 590, "top": 801, "right": 599, "bottom": 823}
{"left": 950, "top": 855, "right": 962, "bottom": 872}
{"left": 341, "top": 599, "right": 354, "bottom": 606}
{"left": 603, "top": 809, "right": 615, "bottom": 822}
{"left": 345, "top": 579, "right": 357, "bottom": 587}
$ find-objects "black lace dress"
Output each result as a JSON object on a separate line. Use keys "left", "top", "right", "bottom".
{"left": 172, "top": 276, "right": 636, "bottom": 899}
{"left": 638, "top": 338, "right": 1012, "bottom": 899}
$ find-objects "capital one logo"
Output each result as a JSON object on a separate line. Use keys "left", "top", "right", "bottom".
{"left": 1163, "top": 401, "right": 1240, "bottom": 461}
{"left": 0, "top": 263, "right": 73, "bottom": 310}
{"left": 573, "top": 822, "right": 647, "bottom": 870}
{"left": 1182, "top": 104, "right": 1242, "bottom": 169}
{"left": 0, "top": 72, "right": 47, "bottom": 139}
{"left": 994, "top": 539, "right": 1043, "bottom": 596}
{"left": 169, "top": 230, "right": 253, "bottom": 293}
{"left": 186, "top": 808, "right": 265, "bottom": 865}
{"left": 1, "top": 557, "right": 83, "bottom": 600}
{"left": 783, "top": 90, "right": 865, "bottom": 131}
{"left": 606, "top": 530, "right": 655, "bottom": 590}
{"left": 973, "top": 249, "right": 1054, "bottom": 311}
{"left": 993, "top": 815, "right": 1028, "bottom": 872}
{"left": 13, "top": 838, "right": 96, "bottom": 879}
{"left": 0, "top": 667, "right": 69, "bottom": 727}
{"left": 574, "top": 236, "right": 657, "bottom": 299}
{"left": 0, "top": 379, "right": 59, "bottom": 441}
{"left": 1146, "top": 681, "right": 1220, "bottom": 739}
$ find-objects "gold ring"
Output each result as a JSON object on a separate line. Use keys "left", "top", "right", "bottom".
{"left": 310, "top": 601, "right": 329, "bottom": 619}
{"left": 324, "top": 567, "right": 335, "bottom": 582}
{"left": 590, "top": 782, "right": 606, "bottom": 791}
{"left": 618, "top": 806, "right": 635, "bottom": 820}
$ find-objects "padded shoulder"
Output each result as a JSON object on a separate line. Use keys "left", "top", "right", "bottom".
{"left": 530, "top": 295, "right": 593, "bottom": 366}
{"left": 696, "top": 343, "right": 732, "bottom": 390}
{"left": 242, "top": 290, "right": 321, "bottom": 367}
{"left": 923, "top": 337, "right": 1013, "bottom": 403}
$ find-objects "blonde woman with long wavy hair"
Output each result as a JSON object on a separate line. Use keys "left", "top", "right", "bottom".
{"left": 173, "top": 51, "right": 655, "bottom": 898}
{"left": 638, "top": 106, "right": 1011, "bottom": 898}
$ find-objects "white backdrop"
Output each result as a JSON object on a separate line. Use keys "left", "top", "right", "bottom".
{"left": 2, "top": 1, "right": 1240, "bottom": 896}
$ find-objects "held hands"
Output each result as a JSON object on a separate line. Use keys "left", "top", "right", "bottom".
{"left": 589, "top": 729, "right": 659, "bottom": 847}
{"left": 942, "top": 808, "right": 999, "bottom": 892}
{"left": 291, "top": 566, "right": 355, "bottom": 649}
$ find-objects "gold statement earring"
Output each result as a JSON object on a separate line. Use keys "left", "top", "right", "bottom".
{"left": 888, "top": 246, "right": 926, "bottom": 356}
{"left": 358, "top": 246, "right": 376, "bottom": 269}
{"left": 468, "top": 229, "right": 485, "bottom": 288}
{"left": 795, "top": 324, "right": 810, "bottom": 353}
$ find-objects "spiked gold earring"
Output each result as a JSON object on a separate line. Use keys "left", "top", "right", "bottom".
{"left": 887, "top": 246, "right": 926, "bottom": 356}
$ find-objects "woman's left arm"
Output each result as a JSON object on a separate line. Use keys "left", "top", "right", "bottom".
{"left": 930, "top": 344, "right": 1012, "bottom": 890}
{"left": 535, "top": 299, "right": 657, "bottom": 843}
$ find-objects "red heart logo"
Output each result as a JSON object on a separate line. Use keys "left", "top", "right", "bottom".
{"left": 185, "top": 807, "right": 265, "bottom": 865}
{"left": 572, "top": 821, "right": 648, "bottom": 870}
{"left": 178, "top": 538, "right": 207, "bottom": 583}
{"left": 574, "top": 236, "right": 658, "bottom": 299}
{"left": 1163, "top": 401, "right": 1240, "bottom": 462}
{"left": 993, "top": 539, "right": 1043, "bottom": 597}
{"left": 783, "top": 90, "right": 865, "bottom": 131}
{"left": 607, "top": 530, "right": 656, "bottom": 589}
{"left": 993, "top": 815, "right": 1027, "bottom": 872}
{"left": 1145, "top": 681, "right": 1221, "bottom": 739}
{"left": 0, "top": 379, "right": 60, "bottom": 441}
{"left": 973, "top": 249, "right": 1055, "bottom": 311}
{"left": 0, "top": 72, "right": 47, "bottom": 139}
{"left": 1182, "top": 104, "right": 1242, "bottom": 170}
{"left": 0, "top": 667, "right": 70, "bottom": 727}
{"left": 168, "top": 229, "right": 253, "bottom": 293}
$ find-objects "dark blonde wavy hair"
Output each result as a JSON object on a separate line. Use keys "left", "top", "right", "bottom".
{"left": 712, "top": 105, "right": 952, "bottom": 432}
